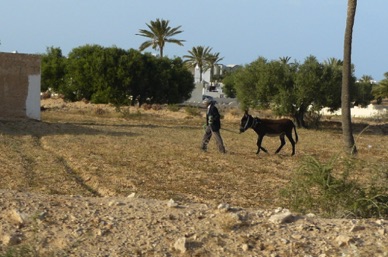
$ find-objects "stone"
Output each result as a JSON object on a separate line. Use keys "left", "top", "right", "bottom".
{"left": 167, "top": 199, "right": 178, "bottom": 208}
{"left": 335, "top": 235, "right": 353, "bottom": 247}
{"left": 173, "top": 237, "right": 187, "bottom": 253}
{"left": 269, "top": 210, "right": 294, "bottom": 224}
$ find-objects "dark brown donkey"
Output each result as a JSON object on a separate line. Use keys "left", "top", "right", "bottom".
{"left": 239, "top": 111, "right": 298, "bottom": 156}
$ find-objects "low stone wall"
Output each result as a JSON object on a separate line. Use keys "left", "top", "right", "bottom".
{"left": 0, "top": 52, "right": 41, "bottom": 120}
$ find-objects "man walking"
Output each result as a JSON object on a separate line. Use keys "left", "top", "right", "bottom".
{"left": 201, "top": 98, "right": 226, "bottom": 153}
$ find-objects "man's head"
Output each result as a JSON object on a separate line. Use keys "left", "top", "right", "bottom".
{"left": 202, "top": 98, "right": 213, "bottom": 106}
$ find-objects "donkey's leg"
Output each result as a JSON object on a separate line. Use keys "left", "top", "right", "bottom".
{"left": 256, "top": 136, "right": 268, "bottom": 154}
{"left": 275, "top": 134, "right": 286, "bottom": 154}
{"left": 285, "top": 132, "right": 296, "bottom": 155}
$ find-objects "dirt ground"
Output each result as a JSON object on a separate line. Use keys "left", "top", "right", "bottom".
{"left": 0, "top": 98, "right": 387, "bottom": 256}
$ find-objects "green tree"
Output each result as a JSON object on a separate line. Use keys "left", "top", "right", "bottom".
{"left": 321, "top": 58, "right": 343, "bottom": 112}
{"left": 183, "top": 46, "right": 212, "bottom": 82}
{"left": 353, "top": 75, "right": 374, "bottom": 107}
{"left": 372, "top": 72, "right": 388, "bottom": 102}
{"left": 59, "top": 45, "right": 193, "bottom": 105}
{"left": 64, "top": 44, "right": 106, "bottom": 101}
{"left": 41, "top": 46, "right": 67, "bottom": 92}
{"left": 137, "top": 18, "right": 185, "bottom": 58}
{"left": 222, "top": 69, "right": 239, "bottom": 98}
{"left": 224, "top": 55, "right": 352, "bottom": 128}
{"left": 342, "top": 0, "right": 358, "bottom": 154}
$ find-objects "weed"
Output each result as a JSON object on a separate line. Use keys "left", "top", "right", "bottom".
{"left": 0, "top": 245, "right": 38, "bottom": 257}
{"left": 281, "top": 155, "right": 388, "bottom": 218}
{"left": 184, "top": 106, "right": 201, "bottom": 116}
{"left": 167, "top": 104, "right": 180, "bottom": 112}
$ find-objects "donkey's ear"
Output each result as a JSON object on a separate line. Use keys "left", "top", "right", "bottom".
{"left": 244, "top": 109, "right": 249, "bottom": 115}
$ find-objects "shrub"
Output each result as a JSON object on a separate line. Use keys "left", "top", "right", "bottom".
{"left": 167, "top": 104, "right": 180, "bottom": 112}
{"left": 184, "top": 106, "right": 201, "bottom": 116}
{"left": 151, "top": 104, "right": 162, "bottom": 111}
{"left": 281, "top": 155, "right": 388, "bottom": 218}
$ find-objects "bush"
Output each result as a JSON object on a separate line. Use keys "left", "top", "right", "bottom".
{"left": 167, "top": 104, "right": 180, "bottom": 112}
{"left": 184, "top": 106, "right": 201, "bottom": 116}
{"left": 280, "top": 155, "right": 388, "bottom": 218}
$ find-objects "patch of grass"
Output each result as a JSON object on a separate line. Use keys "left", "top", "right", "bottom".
{"left": 184, "top": 106, "right": 201, "bottom": 116}
{"left": 167, "top": 104, "right": 180, "bottom": 112}
{"left": 280, "top": 155, "right": 388, "bottom": 218}
{"left": 0, "top": 245, "right": 38, "bottom": 257}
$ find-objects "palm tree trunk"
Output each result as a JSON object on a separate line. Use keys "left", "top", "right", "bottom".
{"left": 160, "top": 48, "right": 163, "bottom": 58}
{"left": 341, "top": 0, "right": 357, "bottom": 154}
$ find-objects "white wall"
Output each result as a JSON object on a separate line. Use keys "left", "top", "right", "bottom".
{"left": 26, "top": 75, "right": 41, "bottom": 120}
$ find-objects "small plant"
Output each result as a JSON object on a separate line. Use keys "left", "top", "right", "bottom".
{"left": 0, "top": 245, "right": 38, "bottom": 257}
{"left": 114, "top": 105, "right": 131, "bottom": 119}
{"left": 151, "top": 104, "right": 162, "bottom": 111}
{"left": 184, "top": 106, "right": 201, "bottom": 116}
{"left": 167, "top": 104, "right": 180, "bottom": 112}
{"left": 142, "top": 103, "right": 152, "bottom": 110}
{"left": 94, "top": 107, "right": 106, "bottom": 116}
{"left": 280, "top": 155, "right": 388, "bottom": 218}
{"left": 215, "top": 212, "right": 248, "bottom": 232}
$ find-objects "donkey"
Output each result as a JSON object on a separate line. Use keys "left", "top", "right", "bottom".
{"left": 239, "top": 111, "right": 298, "bottom": 156}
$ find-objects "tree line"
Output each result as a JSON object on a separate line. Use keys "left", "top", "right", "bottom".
{"left": 41, "top": 45, "right": 195, "bottom": 106}
{"left": 222, "top": 55, "right": 380, "bottom": 128}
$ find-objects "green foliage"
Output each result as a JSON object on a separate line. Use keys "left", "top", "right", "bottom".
{"left": 41, "top": 45, "right": 194, "bottom": 105}
{"left": 183, "top": 46, "right": 212, "bottom": 82}
{"left": 184, "top": 106, "right": 201, "bottom": 116}
{"left": 0, "top": 245, "right": 39, "bottom": 257}
{"left": 41, "top": 47, "right": 67, "bottom": 92}
{"left": 167, "top": 104, "right": 180, "bottom": 112}
{"left": 281, "top": 156, "right": 388, "bottom": 218}
{"left": 222, "top": 55, "right": 360, "bottom": 128}
{"left": 352, "top": 75, "right": 375, "bottom": 107}
{"left": 136, "top": 18, "right": 185, "bottom": 58}
{"left": 373, "top": 72, "right": 388, "bottom": 101}
{"left": 221, "top": 70, "right": 237, "bottom": 98}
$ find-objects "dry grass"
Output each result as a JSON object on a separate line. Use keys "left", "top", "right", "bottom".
{"left": 0, "top": 99, "right": 387, "bottom": 210}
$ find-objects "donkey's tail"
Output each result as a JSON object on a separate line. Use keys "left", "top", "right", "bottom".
{"left": 293, "top": 124, "right": 299, "bottom": 143}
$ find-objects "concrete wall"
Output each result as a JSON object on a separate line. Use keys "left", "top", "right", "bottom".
{"left": 0, "top": 52, "right": 41, "bottom": 120}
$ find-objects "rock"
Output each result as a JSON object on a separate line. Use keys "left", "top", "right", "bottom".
{"left": 241, "top": 243, "right": 249, "bottom": 251}
{"left": 305, "top": 213, "right": 316, "bottom": 218}
{"left": 9, "top": 209, "right": 27, "bottom": 226}
{"left": 349, "top": 225, "right": 365, "bottom": 232}
{"left": 1, "top": 233, "right": 22, "bottom": 246}
{"left": 173, "top": 237, "right": 187, "bottom": 253}
{"left": 167, "top": 199, "right": 178, "bottom": 208}
{"left": 268, "top": 209, "right": 294, "bottom": 224}
{"left": 335, "top": 235, "right": 353, "bottom": 247}
{"left": 127, "top": 193, "right": 136, "bottom": 198}
{"left": 217, "top": 203, "right": 230, "bottom": 212}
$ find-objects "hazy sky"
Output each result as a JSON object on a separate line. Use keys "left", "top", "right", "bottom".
{"left": 1, "top": 0, "right": 387, "bottom": 81}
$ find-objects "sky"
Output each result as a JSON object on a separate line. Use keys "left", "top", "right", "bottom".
{"left": 1, "top": 0, "right": 387, "bottom": 81}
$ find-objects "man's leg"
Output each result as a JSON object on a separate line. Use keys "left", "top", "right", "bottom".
{"left": 213, "top": 130, "right": 226, "bottom": 153}
{"left": 201, "top": 126, "right": 212, "bottom": 151}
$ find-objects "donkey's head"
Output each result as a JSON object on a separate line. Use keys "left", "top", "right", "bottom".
{"left": 240, "top": 110, "right": 253, "bottom": 133}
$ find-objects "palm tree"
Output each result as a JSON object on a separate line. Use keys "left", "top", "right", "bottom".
{"left": 279, "top": 56, "right": 292, "bottom": 64}
{"left": 373, "top": 72, "right": 388, "bottom": 102}
{"left": 136, "top": 18, "right": 185, "bottom": 58}
{"left": 206, "top": 52, "right": 223, "bottom": 82}
{"left": 183, "top": 46, "right": 212, "bottom": 82}
{"left": 341, "top": 0, "right": 357, "bottom": 154}
{"left": 324, "top": 57, "right": 343, "bottom": 68}
{"left": 359, "top": 75, "right": 373, "bottom": 83}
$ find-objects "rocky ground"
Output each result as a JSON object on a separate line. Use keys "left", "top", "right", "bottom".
{"left": 1, "top": 190, "right": 387, "bottom": 256}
